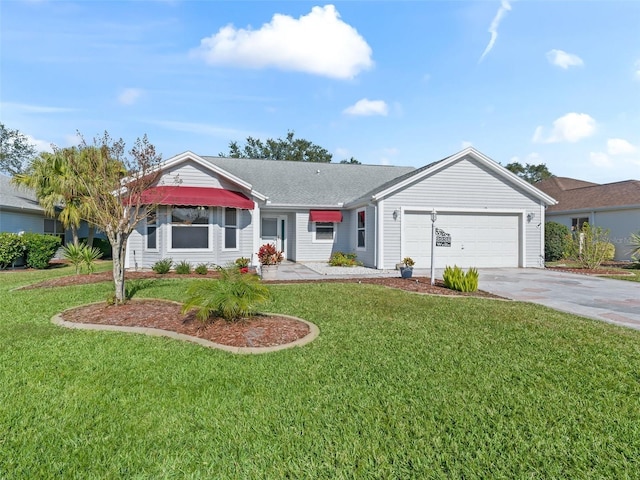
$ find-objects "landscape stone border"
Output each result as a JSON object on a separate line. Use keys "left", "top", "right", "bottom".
{"left": 51, "top": 305, "right": 319, "bottom": 354}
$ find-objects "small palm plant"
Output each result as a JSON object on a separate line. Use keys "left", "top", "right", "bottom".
{"left": 63, "top": 243, "right": 103, "bottom": 274}
{"left": 181, "top": 266, "right": 271, "bottom": 322}
{"left": 630, "top": 231, "right": 640, "bottom": 264}
{"left": 62, "top": 243, "right": 84, "bottom": 274}
{"left": 80, "top": 245, "right": 103, "bottom": 273}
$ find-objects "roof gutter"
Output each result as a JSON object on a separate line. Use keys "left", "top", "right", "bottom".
{"left": 548, "top": 204, "right": 640, "bottom": 215}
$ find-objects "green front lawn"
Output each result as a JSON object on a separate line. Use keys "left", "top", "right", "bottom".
{"left": 1, "top": 266, "right": 639, "bottom": 478}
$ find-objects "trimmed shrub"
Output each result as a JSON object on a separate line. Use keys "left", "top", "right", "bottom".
{"left": 22, "top": 233, "right": 61, "bottom": 269}
{"left": 329, "top": 252, "right": 362, "bottom": 267}
{"left": 175, "top": 260, "right": 191, "bottom": 274}
{"left": 181, "top": 266, "right": 271, "bottom": 322}
{"left": 195, "top": 263, "right": 209, "bottom": 275}
{"left": 544, "top": 222, "right": 571, "bottom": 262}
{"left": 152, "top": 258, "right": 172, "bottom": 274}
{"left": 0, "top": 233, "right": 25, "bottom": 269}
{"left": 443, "top": 265, "right": 479, "bottom": 292}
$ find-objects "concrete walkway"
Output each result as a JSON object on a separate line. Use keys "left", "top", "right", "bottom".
{"left": 479, "top": 268, "right": 640, "bottom": 331}
{"left": 275, "top": 262, "right": 640, "bottom": 331}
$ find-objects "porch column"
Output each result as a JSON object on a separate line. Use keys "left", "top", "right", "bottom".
{"left": 252, "top": 202, "right": 261, "bottom": 266}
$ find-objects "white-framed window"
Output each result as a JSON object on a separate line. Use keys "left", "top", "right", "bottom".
{"left": 357, "top": 209, "right": 366, "bottom": 249}
{"left": 314, "top": 222, "right": 335, "bottom": 242}
{"left": 146, "top": 209, "right": 158, "bottom": 251}
{"left": 170, "top": 206, "right": 210, "bottom": 250}
{"left": 224, "top": 208, "right": 238, "bottom": 250}
{"left": 44, "top": 218, "right": 65, "bottom": 245}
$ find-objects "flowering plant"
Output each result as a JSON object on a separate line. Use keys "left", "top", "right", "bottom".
{"left": 257, "top": 243, "right": 283, "bottom": 265}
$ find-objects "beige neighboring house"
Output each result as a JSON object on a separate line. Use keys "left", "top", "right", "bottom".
{"left": 536, "top": 176, "right": 640, "bottom": 261}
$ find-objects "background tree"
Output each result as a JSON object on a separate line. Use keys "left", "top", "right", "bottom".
{"left": 340, "top": 157, "right": 361, "bottom": 164}
{"left": 221, "top": 130, "right": 332, "bottom": 163}
{"left": 504, "top": 161, "right": 553, "bottom": 184}
{"left": 13, "top": 149, "right": 95, "bottom": 246}
{"left": 0, "top": 123, "right": 37, "bottom": 175}
{"left": 67, "top": 133, "right": 161, "bottom": 304}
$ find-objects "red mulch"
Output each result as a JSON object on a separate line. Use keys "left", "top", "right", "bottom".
{"left": 60, "top": 300, "right": 310, "bottom": 348}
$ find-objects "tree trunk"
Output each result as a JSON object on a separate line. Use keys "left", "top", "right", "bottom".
{"left": 71, "top": 225, "right": 79, "bottom": 246}
{"left": 111, "top": 233, "right": 129, "bottom": 305}
{"left": 87, "top": 225, "right": 95, "bottom": 247}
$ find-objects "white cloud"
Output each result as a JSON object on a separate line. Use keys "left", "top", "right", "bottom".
{"left": 546, "top": 49, "right": 584, "bottom": 69}
{"left": 607, "top": 138, "right": 637, "bottom": 155}
{"left": 118, "top": 88, "right": 143, "bottom": 106}
{"left": 479, "top": 0, "right": 512, "bottom": 63}
{"left": 461, "top": 140, "right": 473, "bottom": 149}
{"left": 590, "top": 152, "right": 613, "bottom": 168}
{"left": 343, "top": 98, "right": 388, "bottom": 116}
{"left": 192, "top": 5, "right": 373, "bottom": 80}
{"left": 532, "top": 113, "right": 596, "bottom": 143}
{"left": 635, "top": 60, "right": 640, "bottom": 80}
{"left": 25, "top": 134, "right": 54, "bottom": 153}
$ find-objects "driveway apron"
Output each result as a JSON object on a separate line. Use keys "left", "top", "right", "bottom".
{"left": 479, "top": 268, "right": 640, "bottom": 330}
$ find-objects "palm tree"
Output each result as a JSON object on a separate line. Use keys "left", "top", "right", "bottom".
{"left": 12, "top": 148, "right": 94, "bottom": 246}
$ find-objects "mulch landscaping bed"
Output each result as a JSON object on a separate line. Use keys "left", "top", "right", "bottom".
{"left": 60, "top": 300, "right": 309, "bottom": 348}
{"left": 546, "top": 261, "right": 638, "bottom": 276}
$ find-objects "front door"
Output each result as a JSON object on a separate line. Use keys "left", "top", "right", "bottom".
{"left": 261, "top": 216, "right": 287, "bottom": 258}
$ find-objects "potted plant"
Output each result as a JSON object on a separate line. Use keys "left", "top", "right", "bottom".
{"left": 257, "top": 243, "right": 283, "bottom": 280}
{"left": 235, "top": 257, "right": 250, "bottom": 274}
{"left": 400, "top": 257, "right": 415, "bottom": 279}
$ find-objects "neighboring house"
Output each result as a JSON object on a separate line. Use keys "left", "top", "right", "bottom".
{"left": 0, "top": 174, "right": 65, "bottom": 243}
{"left": 536, "top": 176, "right": 640, "bottom": 261}
{"left": 125, "top": 147, "right": 556, "bottom": 270}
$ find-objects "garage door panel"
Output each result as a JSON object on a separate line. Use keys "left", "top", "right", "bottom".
{"left": 403, "top": 212, "right": 519, "bottom": 268}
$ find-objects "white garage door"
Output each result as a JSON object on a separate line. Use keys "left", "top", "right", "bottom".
{"left": 403, "top": 212, "right": 520, "bottom": 268}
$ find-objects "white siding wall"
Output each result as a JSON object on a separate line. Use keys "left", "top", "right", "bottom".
{"left": 548, "top": 208, "right": 640, "bottom": 261}
{"left": 157, "top": 160, "right": 239, "bottom": 190}
{"left": 0, "top": 210, "right": 45, "bottom": 234}
{"left": 381, "top": 157, "right": 545, "bottom": 269}
{"left": 293, "top": 211, "right": 350, "bottom": 262}
{"left": 352, "top": 205, "right": 376, "bottom": 268}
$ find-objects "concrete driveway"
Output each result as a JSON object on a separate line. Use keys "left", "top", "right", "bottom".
{"left": 479, "top": 268, "right": 640, "bottom": 330}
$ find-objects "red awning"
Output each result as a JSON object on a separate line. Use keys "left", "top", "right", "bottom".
{"left": 309, "top": 210, "right": 343, "bottom": 222}
{"left": 140, "top": 186, "right": 254, "bottom": 209}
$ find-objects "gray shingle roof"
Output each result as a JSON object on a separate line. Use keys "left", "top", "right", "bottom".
{"left": 201, "top": 157, "right": 415, "bottom": 206}
{"left": 0, "top": 175, "right": 44, "bottom": 212}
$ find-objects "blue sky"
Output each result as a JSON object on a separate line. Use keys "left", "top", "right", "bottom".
{"left": 1, "top": 0, "right": 639, "bottom": 183}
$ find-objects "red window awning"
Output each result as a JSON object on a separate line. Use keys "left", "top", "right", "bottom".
{"left": 140, "top": 186, "right": 254, "bottom": 210}
{"left": 309, "top": 210, "right": 343, "bottom": 223}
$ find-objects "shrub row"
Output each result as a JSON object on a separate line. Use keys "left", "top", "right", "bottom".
{"left": 329, "top": 252, "right": 362, "bottom": 267}
{"left": 152, "top": 259, "right": 210, "bottom": 275}
{"left": 0, "top": 233, "right": 61, "bottom": 269}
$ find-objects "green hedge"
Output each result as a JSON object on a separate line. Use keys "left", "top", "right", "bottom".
{"left": 545, "top": 222, "right": 571, "bottom": 262}
{"left": 22, "top": 233, "right": 61, "bottom": 269}
{"left": 0, "top": 233, "right": 25, "bottom": 269}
